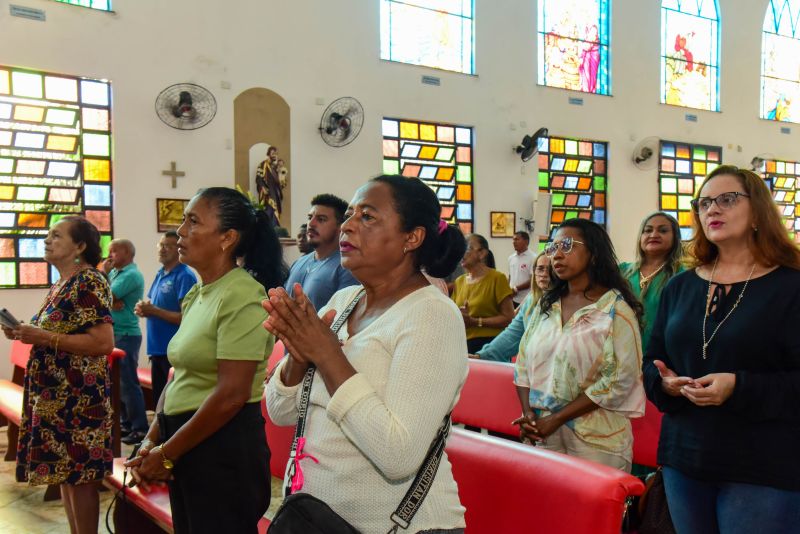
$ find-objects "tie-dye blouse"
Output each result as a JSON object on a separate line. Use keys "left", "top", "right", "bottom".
{"left": 514, "top": 289, "right": 645, "bottom": 457}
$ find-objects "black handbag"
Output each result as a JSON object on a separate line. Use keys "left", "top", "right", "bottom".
{"left": 623, "top": 468, "right": 676, "bottom": 534}
{"left": 268, "top": 290, "right": 451, "bottom": 534}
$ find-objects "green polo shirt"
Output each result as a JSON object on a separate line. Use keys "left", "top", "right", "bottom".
{"left": 109, "top": 263, "right": 145, "bottom": 336}
{"left": 164, "top": 267, "right": 273, "bottom": 415}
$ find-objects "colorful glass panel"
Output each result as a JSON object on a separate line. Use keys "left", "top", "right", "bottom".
{"left": 761, "top": 1, "right": 800, "bottom": 123}
{"left": 0, "top": 64, "right": 113, "bottom": 288}
{"left": 538, "top": 0, "right": 611, "bottom": 95}
{"left": 52, "top": 0, "right": 111, "bottom": 11}
{"left": 538, "top": 134, "right": 608, "bottom": 237}
{"left": 382, "top": 117, "right": 474, "bottom": 234}
{"left": 661, "top": 0, "right": 720, "bottom": 111}
{"left": 758, "top": 158, "right": 800, "bottom": 241}
{"left": 658, "top": 140, "right": 721, "bottom": 240}
{"left": 380, "top": 0, "right": 475, "bottom": 74}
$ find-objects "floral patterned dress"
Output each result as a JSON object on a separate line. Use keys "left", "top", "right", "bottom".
{"left": 16, "top": 268, "right": 114, "bottom": 486}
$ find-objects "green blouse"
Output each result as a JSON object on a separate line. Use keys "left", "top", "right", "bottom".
{"left": 620, "top": 262, "right": 684, "bottom": 353}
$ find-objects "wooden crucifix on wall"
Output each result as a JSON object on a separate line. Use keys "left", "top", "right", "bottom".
{"left": 162, "top": 161, "right": 185, "bottom": 188}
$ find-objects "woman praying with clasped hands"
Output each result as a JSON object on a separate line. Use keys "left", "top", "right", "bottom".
{"left": 264, "top": 175, "right": 468, "bottom": 534}
{"left": 643, "top": 165, "right": 800, "bottom": 533}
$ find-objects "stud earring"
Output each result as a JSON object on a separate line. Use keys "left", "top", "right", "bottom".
{"left": 74, "top": 257, "right": 81, "bottom": 264}
{"left": 403, "top": 246, "right": 408, "bottom": 254}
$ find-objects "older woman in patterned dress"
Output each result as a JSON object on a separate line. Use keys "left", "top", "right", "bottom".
{"left": 3, "top": 215, "right": 114, "bottom": 534}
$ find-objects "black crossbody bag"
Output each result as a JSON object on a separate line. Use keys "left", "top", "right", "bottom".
{"left": 268, "top": 290, "right": 451, "bottom": 534}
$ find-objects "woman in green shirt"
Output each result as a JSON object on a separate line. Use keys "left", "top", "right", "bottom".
{"left": 452, "top": 234, "right": 515, "bottom": 353}
{"left": 126, "top": 187, "right": 287, "bottom": 534}
{"left": 620, "top": 212, "right": 683, "bottom": 352}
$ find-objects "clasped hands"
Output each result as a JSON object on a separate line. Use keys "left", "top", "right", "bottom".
{"left": 511, "top": 410, "right": 562, "bottom": 443}
{"left": 261, "top": 284, "right": 344, "bottom": 369}
{"left": 123, "top": 438, "right": 173, "bottom": 492}
{"left": 653, "top": 360, "right": 736, "bottom": 406}
{"left": 134, "top": 299, "right": 155, "bottom": 318}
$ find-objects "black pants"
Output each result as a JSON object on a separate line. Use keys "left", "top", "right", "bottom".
{"left": 159, "top": 402, "right": 270, "bottom": 534}
{"left": 467, "top": 336, "right": 495, "bottom": 354}
{"left": 149, "top": 356, "right": 171, "bottom": 404}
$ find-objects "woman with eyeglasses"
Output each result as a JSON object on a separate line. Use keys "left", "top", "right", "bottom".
{"left": 451, "top": 234, "right": 515, "bottom": 353}
{"left": 471, "top": 252, "right": 552, "bottom": 361}
{"left": 620, "top": 212, "right": 684, "bottom": 352}
{"left": 513, "top": 219, "right": 645, "bottom": 471}
{"left": 643, "top": 165, "right": 800, "bottom": 533}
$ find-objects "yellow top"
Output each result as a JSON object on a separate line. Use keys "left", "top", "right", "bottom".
{"left": 451, "top": 269, "right": 513, "bottom": 339}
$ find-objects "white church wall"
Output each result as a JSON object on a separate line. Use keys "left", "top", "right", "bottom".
{"left": 0, "top": 0, "right": 793, "bottom": 379}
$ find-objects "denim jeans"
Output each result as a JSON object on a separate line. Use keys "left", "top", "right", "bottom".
{"left": 115, "top": 334, "right": 148, "bottom": 433}
{"left": 663, "top": 466, "right": 800, "bottom": 534}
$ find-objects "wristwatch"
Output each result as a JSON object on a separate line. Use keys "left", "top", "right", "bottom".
{"left": 154, "top": 445, "right": 174, "bottom": 471}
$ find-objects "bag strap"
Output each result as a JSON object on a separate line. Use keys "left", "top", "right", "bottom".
{"left": 285, "top": 289, "right": 365, "bottom": 496}
{"left": 387, "top": 415, "right": 451, "bottom": 533}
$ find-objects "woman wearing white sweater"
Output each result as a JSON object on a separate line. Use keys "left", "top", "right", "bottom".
{"left": 264, "top": 175, "right": 468, "bottom": 533}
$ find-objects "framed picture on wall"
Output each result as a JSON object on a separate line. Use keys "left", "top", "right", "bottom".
{"left": 490, "top": 211, "right": 516, "bottom": 238}
{"left": 156, "top": 198, "right": 189, "bottom": 232}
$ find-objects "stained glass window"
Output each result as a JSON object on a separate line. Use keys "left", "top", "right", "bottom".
{"left": 0, "top": 65, "right": 113, "bottom": 288}
{"left": 761, "top": 0, "right": 800, "bottom": 123}
{"left": 537, "top": 135, "right": 608, "bottom": 237}
{"left": 53, "top": 0, "right": 111, "bottom": 11}
{"left": 382, "top": 117, "right": 474, "bottom": 234}
{"left": 661, "top": 0, "right": 720, "bottom": 111}
{"left": 758, "top": 158, "right": 800, "bottom": 241}
{"left": 380, "top": 0, "right": 474, "bottom": 74}
{"left": 658, "top": 140, "right": 721, "bottom": 240}
{"left": 537, "top": 0, "right": 611, "bottom": 95}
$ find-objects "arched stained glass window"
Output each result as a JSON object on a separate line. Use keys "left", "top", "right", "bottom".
{"left": 380, "top": 0, "right": 475, "bottom": 74}
{"left": 762, "top": 0, "right": 800, "bottom": 122}
{"left": 661, "top": 0, "right": 720, "bottom": 111}
{"left": 53, "top": 0, "right": 111, "bottom": 11}
{"left": 537, "top": 0, "right": 611, "bottom": 95}
{"left": 0, "top": 65, "right": 114, "bottom": 288}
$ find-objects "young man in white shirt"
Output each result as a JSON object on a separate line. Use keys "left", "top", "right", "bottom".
{"left": 508, "top": 231, "right": 535, "bottom": 308}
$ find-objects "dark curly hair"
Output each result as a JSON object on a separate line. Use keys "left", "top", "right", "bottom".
{"left": 196, "top": 187, "right": 288, "bottom": 289}
{"left": 371, "top": 175, "right": 467, "bottom": 278}
{"left": 540, "top": 218, "right": 643, "bottom": 326}
{"left": 61, "top": 215, "right": 103, "bottom": 266}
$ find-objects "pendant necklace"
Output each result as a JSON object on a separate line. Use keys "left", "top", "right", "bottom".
{"left": 701, "top": 258, "right": 755, "bottom": 360}
{"left": 639, "top": 263, "right": 666, "bottom": 290}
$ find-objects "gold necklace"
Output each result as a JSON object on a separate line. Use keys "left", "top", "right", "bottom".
{"left": 701, "top": 259, "right": 756, "bottom": 360}
{"left": 638, "top": 263, "right": 666, "bottom": 289}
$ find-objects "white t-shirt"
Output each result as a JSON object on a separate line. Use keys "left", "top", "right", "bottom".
{"left": 508, "top": 249, "right": 536, "bottom": 304}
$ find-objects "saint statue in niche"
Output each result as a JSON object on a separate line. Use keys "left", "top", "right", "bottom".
{"left": 255, "top": 145, "right": 288, "bottom": 227}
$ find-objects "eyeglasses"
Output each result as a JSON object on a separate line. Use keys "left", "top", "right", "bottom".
{"left": 544, "top": 237, "right": 586, "bottom": 257}
{"left": 690, "top": 191, "right": 750, "bottom": 213}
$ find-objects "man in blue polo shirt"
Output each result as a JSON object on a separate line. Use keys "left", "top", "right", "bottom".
{"left": 108, "top": 238, "right": 148, "bottom": 445}
{"left": 284, "top": 194, "right": 358, "bottom": 311}
{"left": 135, "top": 231, "right": 196, "bottom": 404}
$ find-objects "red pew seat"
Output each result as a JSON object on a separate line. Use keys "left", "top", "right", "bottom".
{"left": 447, "top": 428, "right": 645, "bottom": 534}
{"left": 452, "top": 359, "right": 520, "bottom": 437}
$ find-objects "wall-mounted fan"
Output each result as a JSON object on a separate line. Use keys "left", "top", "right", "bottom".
{"left": 514, "top": 127, "right": 548, "bottom": 162}
{"left": 632, "top": 136, "right": 660, "bottom": 170}
{"left": 319, "top": 97, "right": 364, "bottom": 147}
{"left": 155, "top": 83, "right": 217, "bottom": 130}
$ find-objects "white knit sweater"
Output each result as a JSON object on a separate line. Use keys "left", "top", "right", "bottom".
{"left": 265, "top": 285, "right": 468, "bottom": 533}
